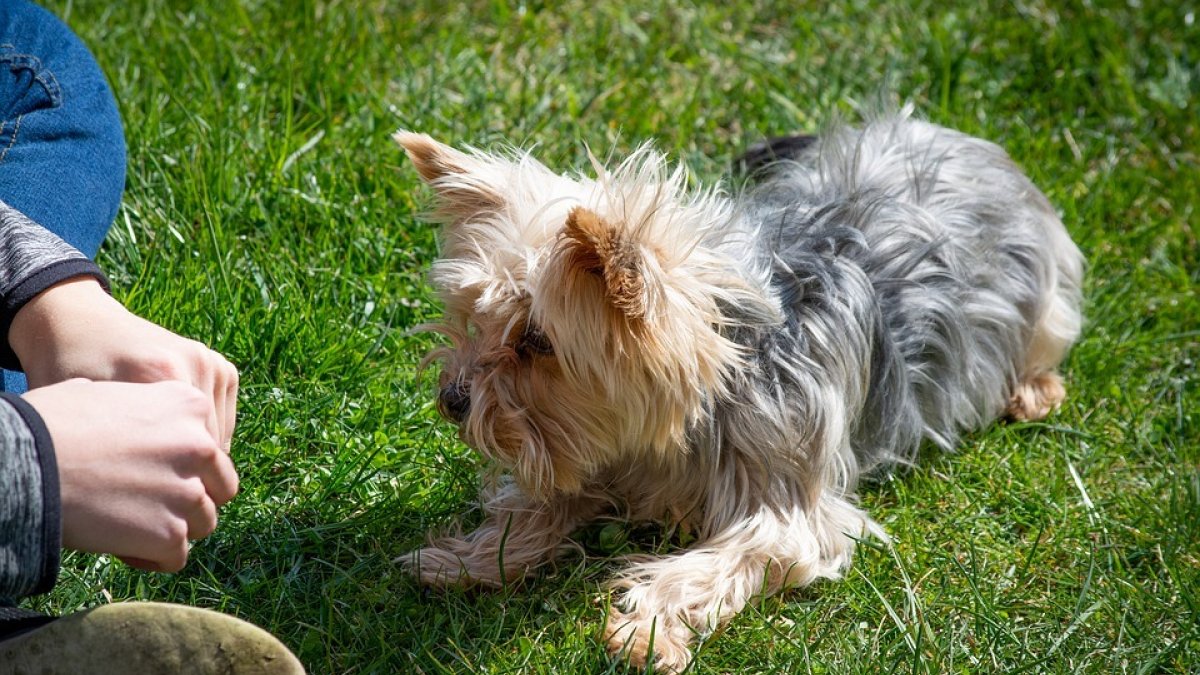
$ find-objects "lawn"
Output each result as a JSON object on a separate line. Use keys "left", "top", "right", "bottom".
{"left": 31, "top": 0, "right": 1198, "bottom": 673}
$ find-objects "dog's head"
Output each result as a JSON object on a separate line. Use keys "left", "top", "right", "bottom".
{"left": 397, "top": 133, "right": 764, "bottom": 499}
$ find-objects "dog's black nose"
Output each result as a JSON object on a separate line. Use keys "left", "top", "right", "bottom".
{"left": 438, "top": 382, "right": 471, "bottom": 423}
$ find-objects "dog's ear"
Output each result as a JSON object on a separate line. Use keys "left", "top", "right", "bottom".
{"left": 561, "top": 206, "right": 657, "bottom": 322}
{"left": 394, "top": 132, "right": 470, "bottom": 182}
{"left": 394, "top": 132, "right": 504, "bottom": 216}
{"left": 546, "top": 204, "right": 745, "bottom": 443}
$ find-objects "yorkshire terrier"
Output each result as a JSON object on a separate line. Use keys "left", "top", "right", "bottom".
{"left": 395, "top": 110, "right": 1083, "bottom": 672}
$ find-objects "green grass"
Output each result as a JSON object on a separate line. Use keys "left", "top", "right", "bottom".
{"left": 30, "top": 0, "right": 1198, "bottom": 673}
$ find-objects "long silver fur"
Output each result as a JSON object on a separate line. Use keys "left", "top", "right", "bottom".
{"left": 723, "top": 114, "right": 1082, "bottom": 472}
{"left": 395, "top": 110, "right": 1084, "bottom": 673}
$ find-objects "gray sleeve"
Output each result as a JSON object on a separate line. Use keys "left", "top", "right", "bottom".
{"left": 0, "top": 392, "right": 60, "bottom": 599}
{"left": 0, "top": 199, "right": 110, "bottom": 370}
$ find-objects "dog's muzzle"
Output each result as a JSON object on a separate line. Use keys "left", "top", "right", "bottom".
{"left": 438, "top": 382, "right": 471, "bottom": 424}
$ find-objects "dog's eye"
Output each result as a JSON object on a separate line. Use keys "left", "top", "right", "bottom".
{"left": 519, "top": 327, "right": 554, "bottom": 356}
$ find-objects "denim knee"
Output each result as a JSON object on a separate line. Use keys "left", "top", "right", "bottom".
{"left": 0, "top": 0, "right": 126, "bottom": 393}
{"left": 0, "top": 0, "right": 126, "bottom": 259}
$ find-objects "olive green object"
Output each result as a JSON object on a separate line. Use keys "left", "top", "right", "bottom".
{"left": 0, "top": 602, "right": 304, "bottom": 675}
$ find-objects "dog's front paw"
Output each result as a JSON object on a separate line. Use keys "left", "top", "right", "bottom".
{"left": 604, "top": 607, "right": 694, "bottom": 673}
{"left": 397, "top": 546, "right": 478, "bottom": 588}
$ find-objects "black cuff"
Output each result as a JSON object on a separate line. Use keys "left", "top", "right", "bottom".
{"left": 0, "top": 260, "right": 111, "bottom": 371}
{"left": 0, "top": 393, "right": 61, "bottom": 596}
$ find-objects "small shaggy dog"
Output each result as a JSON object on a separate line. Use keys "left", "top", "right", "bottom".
{"left": 396, "top": 111, "right": 1083, "bottom": 672}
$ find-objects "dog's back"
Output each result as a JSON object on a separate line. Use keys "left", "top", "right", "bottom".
{"left": 737, "top": 114, "right": 1084, "bottom": 466}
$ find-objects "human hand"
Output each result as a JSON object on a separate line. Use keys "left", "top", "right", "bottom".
{"left": 8, "top": 278, "right": 238, "bottom": 450}
{"left": 22, "top": 378, "right": 239, "bottom": 572}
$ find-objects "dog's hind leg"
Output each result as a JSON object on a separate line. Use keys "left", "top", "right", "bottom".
{"left": 1007, "top": 259, "right": 1083, "bottom": 422}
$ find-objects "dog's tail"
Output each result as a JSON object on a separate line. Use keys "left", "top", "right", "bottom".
{"left": 734, "top": 134, "right": 820, "bottom": 180}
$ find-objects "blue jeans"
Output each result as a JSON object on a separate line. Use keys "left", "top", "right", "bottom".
{"left": 0, "top": 0, "right": 126, "bottom": 393}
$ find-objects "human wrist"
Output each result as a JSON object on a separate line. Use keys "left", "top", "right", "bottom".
{"left": 8, "top": 277, "right": 116, "bottom": 374}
